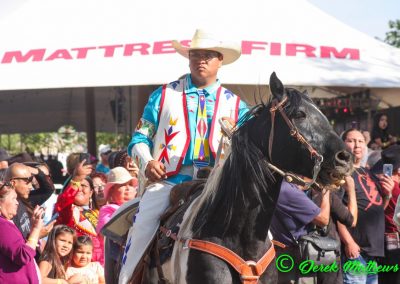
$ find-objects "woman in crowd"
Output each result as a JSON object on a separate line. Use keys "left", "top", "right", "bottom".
{"left": 97, "top": 166, "right": 137, "bottom": 282}
{"left": 54, "top": 160, "right": 102, "bottom": 262}
{"left": 39, "top": 225, "right": 77, "bottom": 284}
{"left": 338, "top": 128, "right": 394, "bottom": 284}
{"left": 97, "top": 167, "right": 137, "bottom": 235}
{"left": 0, "top": 181, "right": 44, "bottom": 283}
{"left": 370, "top": 113, "right": 397, "bottom": 149}
{"left": 91, "top": 172, "right": 107, "bottom": 208}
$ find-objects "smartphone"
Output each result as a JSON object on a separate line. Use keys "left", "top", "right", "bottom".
{"left": 79, "top": 153, "right": 91, "bottom": 166}
{"left": 383, "top": 164, "right": 393, "bottom": 177}
{"left": 45, "top": 212, "right": 59, "bottom": 226}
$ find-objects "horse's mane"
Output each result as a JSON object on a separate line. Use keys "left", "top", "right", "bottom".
{"left": 180, "top": 88, "right": 309, "bottom": 237}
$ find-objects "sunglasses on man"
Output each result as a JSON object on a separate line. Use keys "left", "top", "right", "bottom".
{"left": 11, "top": 175, "right": 34, "bottom": 184}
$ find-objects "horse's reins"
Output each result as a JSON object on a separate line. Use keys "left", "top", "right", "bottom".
{"left": 268, "top": 96, "right": 324, "bottom": 190}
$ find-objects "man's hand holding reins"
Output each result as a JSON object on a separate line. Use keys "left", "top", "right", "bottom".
{"left": 145, "top": 160, "right": 167, "bottom": 182}
{"left": 221, "top": 117, "right": 235, "bottom": 127}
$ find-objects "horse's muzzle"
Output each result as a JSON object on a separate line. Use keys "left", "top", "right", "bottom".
{"left": 335, "top": 150, "right": 352, "bottom": 169}
{"left": 318, "top": 150, "right": 353, "bottom": 189}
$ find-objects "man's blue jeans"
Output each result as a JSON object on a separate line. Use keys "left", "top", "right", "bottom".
{"left": 342, "top": 253, "right": 378, "bottom": 284}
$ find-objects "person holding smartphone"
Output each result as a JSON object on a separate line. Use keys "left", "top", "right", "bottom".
{"left": 371, "top": 145, "right": 400, "bottom": 283}
{"left": 338, "top": 129, "right": 394, "bottom": 284}
{"left": 54, "top": 159, "right": 102, "bottom": 263}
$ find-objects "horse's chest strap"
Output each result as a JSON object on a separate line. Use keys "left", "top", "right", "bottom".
{"left": 189, "top": 240, "right": 275, "bottom": 283}
{"left": 160, "top": 226, "right": 275, "bottom": 284}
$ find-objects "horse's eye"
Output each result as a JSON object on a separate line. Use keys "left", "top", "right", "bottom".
{"left": 293, "top": 111, "right": 306, "bottom": 119}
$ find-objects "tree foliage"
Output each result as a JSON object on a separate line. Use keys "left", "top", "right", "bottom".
{"left": 384, "top": 19, "right": 400, "bottom": 48}
{"left": 0, "top": 127, "right": 130, "bottom": 156}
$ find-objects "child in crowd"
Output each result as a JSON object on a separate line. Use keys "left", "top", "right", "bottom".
{"left": 39, "top": 225, "right": 78, "bottom": 284}
{"left": 66, "top": 235, "right": 105, "bottom": 284}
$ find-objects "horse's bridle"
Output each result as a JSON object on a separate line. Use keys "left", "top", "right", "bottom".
{"left": 268, "top": 96, "right": 324, "bottom": 190}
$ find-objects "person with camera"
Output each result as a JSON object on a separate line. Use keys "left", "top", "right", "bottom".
{"left": 54, "top": 159, "right": 102, "bottom": 262}
{"left": 338, "top": 129, "right": 394, "bottom": 284}
{"left": 0, "top": 181, "right": 45, "bottom": 283}
{"left": 371, "top": 145, "right": 400, "bottom": 283}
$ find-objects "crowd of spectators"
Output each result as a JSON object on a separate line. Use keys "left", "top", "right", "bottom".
{"left": 0, "top": 112, "right": 399, "bottom": 284}
{"left": 0, "top": 145, "right": 138, "bottom": 283}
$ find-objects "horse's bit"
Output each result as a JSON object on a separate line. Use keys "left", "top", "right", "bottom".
{"left": 268, "top": 96, "right": 324, "bottom": 190}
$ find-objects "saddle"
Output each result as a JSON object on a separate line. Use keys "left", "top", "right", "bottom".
{"left": 129, "top": 171, "right": 209, "bottom": 284}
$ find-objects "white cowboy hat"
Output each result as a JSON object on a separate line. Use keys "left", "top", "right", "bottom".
{"left": 172, "top": 29, "right": 241, "bottom": 65}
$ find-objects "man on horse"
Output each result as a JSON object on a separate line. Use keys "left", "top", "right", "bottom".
{"left": 119, "top": 29, "right": 249, "bottom": 283}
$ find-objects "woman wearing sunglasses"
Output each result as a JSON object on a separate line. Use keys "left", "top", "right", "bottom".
{"left": 91, "top": 172, "right": 107, "bottom": 208}
{"left": 0, "top": 181, "right": 45, "bottom": 283}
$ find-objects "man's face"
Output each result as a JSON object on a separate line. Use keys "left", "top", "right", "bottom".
{"left": 10, "top": 167, "right": 33, "bottom": 199}
{"left": 189, "top": 50, "right": 223, "bottom": 82}
{"left": 101, "top": 152, "right": 110, "bottom": 164}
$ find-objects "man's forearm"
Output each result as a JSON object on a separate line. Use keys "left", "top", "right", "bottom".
{"left": 29, "top": 170, "right": 55, "bottom": 206}
{"left": 131, "top": 143, "right": 154, "bottom": 176}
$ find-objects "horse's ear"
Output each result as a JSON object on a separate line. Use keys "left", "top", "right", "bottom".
{"left": 269, "top": 72, "right": 284, "bottom": 101}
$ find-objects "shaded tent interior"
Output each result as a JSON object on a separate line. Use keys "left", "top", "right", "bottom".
{"left": 1, "top": 0, "right": 400, "bottom": 154}
{"left": 1, "top": 83, "right": 398, "bottom": 134}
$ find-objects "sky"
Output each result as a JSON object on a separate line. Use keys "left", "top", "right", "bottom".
{"left": 308, "top": 0, "right": 399, "bottom": 40}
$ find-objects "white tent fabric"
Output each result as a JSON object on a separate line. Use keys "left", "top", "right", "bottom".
{"left": 0, "top": 0, "right": 399, "bottom": 133}
{"left": 0, "top": 0, "right": 399, "bottom": 88}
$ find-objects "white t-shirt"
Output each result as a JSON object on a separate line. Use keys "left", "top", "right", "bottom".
{"left": 66, "top": 262, "right": 104, "bottom": 284}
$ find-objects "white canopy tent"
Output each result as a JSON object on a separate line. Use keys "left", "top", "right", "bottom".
{"left": 0, "top": 0, "right": 399, "bottom": 134}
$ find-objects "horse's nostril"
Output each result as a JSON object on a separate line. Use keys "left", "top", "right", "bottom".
{"left": 336, "top": 150, "right": 351, "bottom": 163}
